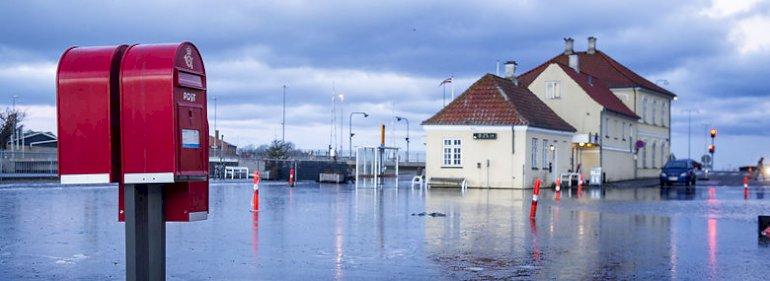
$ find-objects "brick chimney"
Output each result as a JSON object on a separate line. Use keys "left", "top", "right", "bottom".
{"left": 587, "top": 36, "right": 597, "bottom": 54}
{"left": 564, "top": 37, "right": 574, "bottom": 55}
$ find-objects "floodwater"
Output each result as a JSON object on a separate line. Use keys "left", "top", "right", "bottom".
{"left": 1, "top": 178, "right": 769, "bottom": 280}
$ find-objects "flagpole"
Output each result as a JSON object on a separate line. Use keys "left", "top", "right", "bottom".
{"left": 450, "top": 75, "right": 455, "bottom": 100}
{"left": 442, "top": 84, "right": 446, "bottom": 107}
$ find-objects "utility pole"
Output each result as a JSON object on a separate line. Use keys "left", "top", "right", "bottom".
{"left": 684, "top": 109, "right": 697, "bottom": 159}
{"left": 349, "top": 112, "right": 368, "bottom": 157}
{"left": 395, "top": 116, "right": 410, "bottom": 162}
{"left": 11, "top": 95, "right": 18, "bottom": 153}
{"left": 282, "top": 85, "right": 286, "bottom": 143}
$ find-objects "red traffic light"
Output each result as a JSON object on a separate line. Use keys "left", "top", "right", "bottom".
{"left": 708, "top": 144, "right": 715, "bottom": 153}
{"left": 709, "top": 128, "right": 717, "bottom": 138}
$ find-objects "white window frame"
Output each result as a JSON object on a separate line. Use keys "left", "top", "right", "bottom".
{"left": 542, "top": 139, "right": 549, "bottom": 169}
{"left": 651, "top": 142, "right": 657, "bottom": 169}
{"left": 661, "top": 101, "right": 667, "bottom": 127}
{"left": 652, "top": 99, "right": 658, "bottom": 126}
{"left": 442, "top": 139, "right": 462, "bottom": 167}
{"left": 545, "top": 81, "right": 561, "bottom": 99}
{"left": 622, "top": 121, "right": 626, "bottom": 141}
{"left": 531, "top": 138, "right": 538, "bottom": 169}
{"left": 642, "top": 97, "right": 648, "bottom": 123}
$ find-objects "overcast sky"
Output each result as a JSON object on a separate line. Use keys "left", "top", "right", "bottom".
{"left": 1, "top": 0, "right": 769, "bottom": 169}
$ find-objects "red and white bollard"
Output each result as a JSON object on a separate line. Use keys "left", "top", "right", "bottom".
{"left": 288, "top": 167, "right": 296, "bottom": 187}
{"left": 744, "top": 175, "right": 749, "bottom": 200}
{"left": 529, "top": 178, "right": 542, "bottom": 219}
{"left": 251, "top": 170, "right": 261, "bottom": 212}
{"left": 577, "top": 174, "right": 584, "bottom": 198}
{"left": 554, "top": 178, "right": 561, "bottom": 201}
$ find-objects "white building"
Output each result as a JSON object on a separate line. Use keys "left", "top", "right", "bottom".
{"left": 422, "top": 70, "right": 576, "bottom": 189}
{"left": 518, "top": 37, "right": 676, "bottom": 181}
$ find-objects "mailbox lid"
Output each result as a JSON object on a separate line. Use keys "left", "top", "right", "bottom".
{"left": 57, "top": 45, "right": 127, "bottom": 184}
{"left": 120, "top": 42, "right": 208, "bottom": 183}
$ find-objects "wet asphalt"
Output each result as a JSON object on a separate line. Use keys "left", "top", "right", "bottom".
{"left": 1, "top": 173, "right": 769, "bottom": 280}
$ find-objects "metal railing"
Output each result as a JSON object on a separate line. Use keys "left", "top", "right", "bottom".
{"left": 0, "top": 150, "right": 58, "bottom": 179}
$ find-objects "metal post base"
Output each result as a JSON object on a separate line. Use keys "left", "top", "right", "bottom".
{"left": 125, "top": 184, "right": 165, "bottom": 281}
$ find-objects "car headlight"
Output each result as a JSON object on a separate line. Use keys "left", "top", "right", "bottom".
{"left": 680, "top": 172, "right": 688, "bottom": 177}
{"left": 661, "top": 172, "right": 667, "bottom": 177}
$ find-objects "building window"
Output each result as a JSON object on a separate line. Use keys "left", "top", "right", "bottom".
{"left": 661, "top": 101, "right": 666, "bottom": 127}
{"left": 542, "top": 139, "right": 549, "bottom": 169}
{"left": 531, "top": 138, "right": 538, "bottom": 169}
{"left": 661, "top": 142, "right": 667, "bottom": 165}
{"left": 545, "top": 81, "right": 561, "bottom": 99}
{"left": 443, "top": 139, "right": 461, "bottom": 167}
{"left": 651, "top": 142, "right": 657, "bottom": 168}
{"left": 642, "top": 98, "right": 648, "bottom": 123}
{"left": 622, "top": 122, "right": 626, "bottom": 141}
{"left": 652, "top": 100, "right": 658, "bottom": 125}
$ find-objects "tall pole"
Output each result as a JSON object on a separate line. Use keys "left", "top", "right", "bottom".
{"left": 442, "top": 84, "right": 446, "bottom": 107}
{"left": 282, "top": 85, "right": 286, "bottom": 143}
{"left": 11, "top": 95, "right": 18, "bottom": 153}
{"left": 682, "top": 109, "right": 697, "bottom": 160}
{"left": 395, "top": 116, "right": 410, "bottom": 162}
{"left": 339, "top": 95, "right": 344, "bottom": 155}
{"left": 349, "top": 112, "right": 368, "bottom": 158}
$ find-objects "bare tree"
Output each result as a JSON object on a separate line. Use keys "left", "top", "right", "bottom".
{"left": 0, "top": 108, "right": 26, "bottom": 150}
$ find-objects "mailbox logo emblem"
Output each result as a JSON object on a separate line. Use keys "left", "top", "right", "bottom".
{"left": 183, "top": 92, "right": 197, "bottom": 102}
{"left": 184, "top": 47, "right": 194, "bottom": 69}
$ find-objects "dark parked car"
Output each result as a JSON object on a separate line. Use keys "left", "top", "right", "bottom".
{"left": 660, "top": 159, "right": 698, "bottom": 187}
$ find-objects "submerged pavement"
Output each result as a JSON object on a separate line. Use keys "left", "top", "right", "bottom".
{"left": 1, "top": 177, "right": 770, "bottom": 280}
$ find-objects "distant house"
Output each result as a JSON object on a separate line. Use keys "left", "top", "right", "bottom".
{"left": 518, "top": 37, "right": 676, "bottom": 180}
{"left": 208, "top": 135, "right": 237, "bottom": 157}
{"left": 6, "top": 131, "right": 57, "bottom": 152}
{"left": 422, "top": 70, "right": 576, "bottom": 189}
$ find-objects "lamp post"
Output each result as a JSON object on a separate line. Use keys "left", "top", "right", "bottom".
{"left": 282, "top": 85, "right": 286, "bottom": 143}
{"left": 395, "top": 116, "right": 410, "bottom": 162}
{"left": 349, "top": 112, "right": 368, "bottom": 157}
{"left": 338, "top": 94, "right": 344, "bottom": 156}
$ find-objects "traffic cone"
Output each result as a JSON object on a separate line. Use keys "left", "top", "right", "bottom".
{"left": 555, "top": 178, "right": 561, "bottom": 192}
{"left": 250, "top": 188, "right": 259, "bottom": 212}
{"left": 744, "top": 176, "right": 750, "bottom": 200}
{"left": 529, "top": 179, "right": 542, "bottom": 219}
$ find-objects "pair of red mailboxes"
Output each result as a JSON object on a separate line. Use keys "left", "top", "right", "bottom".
{"left": 56, "top": 42, "right": 209, "bottom": 222}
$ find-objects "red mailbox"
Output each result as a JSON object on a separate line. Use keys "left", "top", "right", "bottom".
{"left": 120, "top": 42, "right": 209, "bottom": 183}
{"left": 57, "top": 45, "right": 128, "bottom": 184}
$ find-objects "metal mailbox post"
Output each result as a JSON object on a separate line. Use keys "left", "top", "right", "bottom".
{"left": 119, "top": 42, "right": 209, "bottom": 281}
{"left": 57, "top": 42, "right": 209, "bottom": 281}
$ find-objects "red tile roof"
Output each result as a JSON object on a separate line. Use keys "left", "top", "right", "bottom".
{"left": 521, "top": 50, "right": 675, "bottom": 96}
{"left": 518, "top": 61, "right": 640, "bottom": 119}
{"left": 422, "top": 74, "right": 576, "bottom": 132}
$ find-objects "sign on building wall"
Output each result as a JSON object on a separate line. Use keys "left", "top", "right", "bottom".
{"left": 473, "top": 133, "right": 497, "bottom": 140}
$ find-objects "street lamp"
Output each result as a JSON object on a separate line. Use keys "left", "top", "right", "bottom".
{"left": 282, "top": 85, "right": 287, "bottom": 143}
{"left": 395, "top": 116, "right": 410, "bottom": 162}
{"left": 349, "top": 111, "right": 368, "bottom": 157}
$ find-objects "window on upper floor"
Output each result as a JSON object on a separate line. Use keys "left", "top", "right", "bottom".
{"left": 622, "top": 122, "right": 626, "bottom": 141}
{"left": 652, "top": 100, "right": 658, "bottom": 126}
{"left": 642, "top": 98, "right": 648, "bottom": 123}
{"left": 604, "top": 117, "right": 609, "bottom": 138}
{"left": 661, "top": 101, "right": 667, "bottom": 127}
{"left": 545, "top": 81, "right": 561, "bottom": 99}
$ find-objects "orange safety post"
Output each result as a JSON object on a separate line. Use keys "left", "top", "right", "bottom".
{"left": 529, "top": 178, "right": 542, "bottom": 219}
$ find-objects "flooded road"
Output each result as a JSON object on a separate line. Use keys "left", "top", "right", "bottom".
{"left": 1, "top": 178, "right": 769, "bottom": 280}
